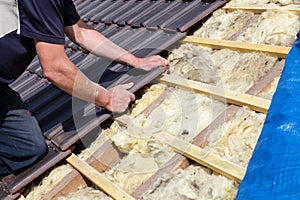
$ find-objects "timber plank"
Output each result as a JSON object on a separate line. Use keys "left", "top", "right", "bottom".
{"left": 66, "top": 153, "right": 135, "bottom": 200}
{"left": 223, "top": 5, "right": 300, "bottom": 14}
{"left": 155, "top": 132, "right": 246, "bottom": 182}
{"left": 159, "top": 74, "right": 271, "bottom": 113}
{"left": 182, "top": 36, "right": 290, "bottom": 58}
{"left": 44, "top": 140, "right": 124, "bottom": 199}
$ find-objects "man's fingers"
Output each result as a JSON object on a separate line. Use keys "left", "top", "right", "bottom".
{"left": 154, "top": 55, "right": 170, "bottom": 66}
{"left": 152, "top": 55, "right": 170, "bottom": 72}
{"left": 120, "top": 82, "right": 134, "bottom": 90}
{"left": 119, "top": 82, "right": 135, "bottom": 101}
{"left": 130, "top": 93, "right": 136, "bottom": 101}
{"left": 164, "top": 59, "right": 170, "bottom": 66}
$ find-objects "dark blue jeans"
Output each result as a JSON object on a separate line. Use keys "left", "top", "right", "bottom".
{"left": 0, "top": 84, "right": 47, "bottom": 176}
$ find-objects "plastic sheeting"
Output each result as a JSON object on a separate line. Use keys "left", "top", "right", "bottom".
{"left": 237, "top": 32, "right": 300, "bottom": 199}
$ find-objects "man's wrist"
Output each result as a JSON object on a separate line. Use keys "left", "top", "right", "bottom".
{"left": 94, "top": 85, "right": 111, "bottom": 108}
{"left": 131, "top": 56, "right": 141, "bottom": 68}
{"left": 119, "top": 53, "right": 140, "bottom": 68}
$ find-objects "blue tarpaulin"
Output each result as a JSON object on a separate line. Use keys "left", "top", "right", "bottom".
{"left": 237, "top": 33, "right": 300, "bottom": 199}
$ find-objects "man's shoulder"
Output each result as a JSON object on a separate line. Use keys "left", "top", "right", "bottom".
{"left": 18, "top": 0, "right": 77, "bottom": 44}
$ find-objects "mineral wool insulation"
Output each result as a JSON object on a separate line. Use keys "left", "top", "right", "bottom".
{"left": 226, "top": 0, "right": 300, "bottom": 7}
{"left": 139, "top": 107, "right": 265, "bottom": 200}
{"left": 142, "top": 164, "right": 238, "bottom": 200}
{"left": 168, "top": 43, "right": 277, "bottom": 93}
{"left": 23, "top": 87, "right": 264, "bottom": 199}
{"left": 105, "top": 85, "right": 226, "bottom": 193}
{"left": 236, "top": 10, "right": 300, "bottom": 46}
{"left": 204, "top": 106, "right": 266, "bottom": 168}
{"left": 193, "top": 10, "right": 254, "bottom": 40}
{"left": 194, "top": 9, "right": 299, "bottom": 47}
{"left": 24, "top": 165, "right": 73, "bottom": 199}
{"left": 58, "top": 186, "right": 112, "bottom": 200}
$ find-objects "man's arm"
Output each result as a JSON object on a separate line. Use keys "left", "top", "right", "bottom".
{"left": 35, "top": 41, "right": 135, "bottom": 113}
{"left": 64, "top": 20, "right": 169, "bottom": 71}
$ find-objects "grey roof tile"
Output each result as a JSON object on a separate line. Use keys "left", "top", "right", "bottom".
{"left": 76, "top": 0, "right": 226, "bottom": 32}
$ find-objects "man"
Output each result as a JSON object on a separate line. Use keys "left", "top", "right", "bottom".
{"left": 0, "top": 0, "right": 169, "bottom": 176}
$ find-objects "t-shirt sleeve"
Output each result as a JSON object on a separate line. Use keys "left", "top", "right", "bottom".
{"left": 18, "top": 0, "right": 80, "bottom": 44}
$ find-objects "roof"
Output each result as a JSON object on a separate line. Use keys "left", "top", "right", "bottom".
{"left": 0, "top": 0, "right": 225, "bottom": 198}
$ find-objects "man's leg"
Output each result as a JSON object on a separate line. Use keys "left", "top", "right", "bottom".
{"left": 0, "top": 85, "right": 48, "bottom": 176}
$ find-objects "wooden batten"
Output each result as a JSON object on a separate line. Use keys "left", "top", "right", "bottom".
{"left": 155, "top": 133, "right": 246, "bottom": 182}
{"left": 159, "top": 74, "right": 271, "bottom": 114}
{"left": 37, "top": 139, "right": 124, "bottom": 200}
{"left": 182, "top": 36, "right": 290, "bottom": 58}
{"left": 222, "top": 5, "right": 300, "bottom": 14}
{"left": 66, "top": 154, "right": 135, "bottom": 200}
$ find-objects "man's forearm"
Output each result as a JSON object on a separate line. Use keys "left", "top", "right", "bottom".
{"left": 66, "top": 20, "right": 139, "bottom": 67}
{"left": 35, "top": 40, "right": 111, "bottom": 107}
{"left": 47, "top": 61, "right": 110, "bottom": 107}
{"left": 90, "top": 35, "right": 139, "bottom": 67}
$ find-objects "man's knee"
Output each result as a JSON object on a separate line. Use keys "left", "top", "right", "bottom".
{"left": 23, "top": 113, "right": 48, "bottom": 160}
{"left": 27, "top": 132, "right": 48, "bottom": 161}
{"left": 0, "top": 109, "right": 48, "bottom": 174}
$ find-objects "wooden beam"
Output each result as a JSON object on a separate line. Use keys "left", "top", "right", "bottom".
{"left": 222, "top": 5, "right": 300, "bottom": 14}
{"left": 182, "top": 36, "right": 290, "bottom": 58}
{"left": 159, "top": 74, "right": 271, "bottom": 113}
{"left": 66, "top": 154, "right": 135, "bottom": 200}
{"left": 154, "top": 132, "right": 246, "bottom": 182}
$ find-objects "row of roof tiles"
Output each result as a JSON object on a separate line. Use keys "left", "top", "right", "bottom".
{"left": 76, "top": 0, "right": 226, "bottom": 32}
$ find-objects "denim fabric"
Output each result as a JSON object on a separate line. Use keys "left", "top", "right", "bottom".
{"left": 0, "top": 85, "right": 47, "bottom": 176}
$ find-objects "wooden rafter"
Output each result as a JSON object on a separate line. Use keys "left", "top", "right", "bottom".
{"left": 159, "top": 74, "right": 271, "bottom": 113}
{"left": 182, "top": 36, "right": 290, "bottom": 58}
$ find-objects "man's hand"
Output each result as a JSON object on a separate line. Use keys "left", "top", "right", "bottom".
{"left": 133, "top": 55, "right": 170, "bottom": 71}
{"left": 104, "top": 83, "right": 136, "bottom": 113}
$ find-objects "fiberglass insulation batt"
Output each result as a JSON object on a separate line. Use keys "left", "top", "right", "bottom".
{"left": 168, "top": 43, "right": 277, "bottom": 93}
{"left": 106, "top": 85, "right": 226, "bottom": 193}
{"left": 142, "top": 164, "right": 238, "bottom": 200}
{"left": 226, "top": 0, "right": 300, "bottom": 7}
{"left": 205, "top": 107, "right": 266, "bottom": 168}
{"left": 194, "top": 9, "right": 299, "bottom": 47}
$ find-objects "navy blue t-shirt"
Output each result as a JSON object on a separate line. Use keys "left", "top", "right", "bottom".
{"left": 0, "top": 0, "right": 80, "bottom": 84}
